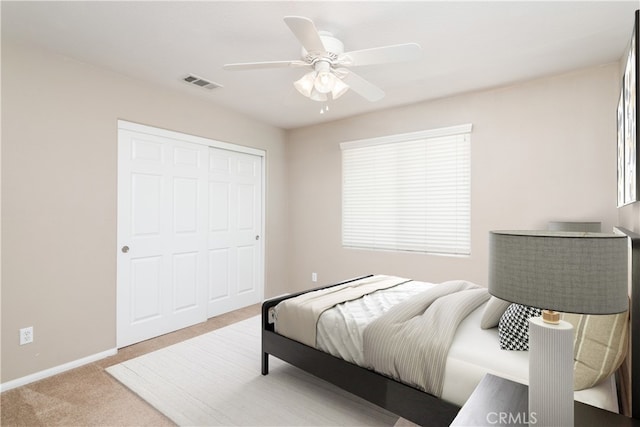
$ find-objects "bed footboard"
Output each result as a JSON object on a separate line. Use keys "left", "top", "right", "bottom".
{"left": 260, "top": 276, "right": 460, "bottom": 426}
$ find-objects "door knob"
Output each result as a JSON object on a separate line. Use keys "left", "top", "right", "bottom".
{"left": 255, "top": 235, "right": 260, "bottom": 241}
{"left": 122, "top": 245, "right": 130, "bottom": 253}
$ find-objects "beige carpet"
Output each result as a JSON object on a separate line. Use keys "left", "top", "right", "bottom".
{"left": 107, "top": 316, "right": 402, "bottom": 426}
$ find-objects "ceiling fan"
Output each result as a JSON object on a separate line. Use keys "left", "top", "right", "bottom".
{"left": 223, "top": 16, "right": 421, "bottom": 103}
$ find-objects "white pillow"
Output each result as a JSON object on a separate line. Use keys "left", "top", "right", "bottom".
{"left": 480, "top": 296, "right": 511, "bottom": 329}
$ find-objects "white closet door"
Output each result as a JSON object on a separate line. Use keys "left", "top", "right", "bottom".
{"left": 117, "top": 129, "right": 208, "bottom": 348}
{"left": 207, "top": 148, "right": 263, "bottom": 317}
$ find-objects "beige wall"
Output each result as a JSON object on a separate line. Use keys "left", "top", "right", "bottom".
{"left": 619, "top": 204, "right": 640, "bottom": 231}
{"left": 1, "top": 41, "right": 289, "bottom": 383}
{"left": 286, "top": 64, "right": 621, "bottom": 293}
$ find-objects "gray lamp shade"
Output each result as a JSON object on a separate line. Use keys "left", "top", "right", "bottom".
{"left": 489, "top": 231, "right": 628, "bottom": 314}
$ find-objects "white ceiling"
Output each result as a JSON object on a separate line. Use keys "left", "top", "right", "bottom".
{"left": 2, "top": 1, "right": 638, "bottom": 129}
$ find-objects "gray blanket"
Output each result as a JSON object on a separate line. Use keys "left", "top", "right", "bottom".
{"left": 363, "top": 280, "right": 489, "bottom": 397}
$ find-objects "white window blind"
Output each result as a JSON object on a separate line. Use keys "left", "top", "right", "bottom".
{"left": 341, "top": 124, "right": 471, "bottom": 256}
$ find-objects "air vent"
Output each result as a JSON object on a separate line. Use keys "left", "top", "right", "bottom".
{"left": 182, "top": 74, "right": 223, "bottom": 90}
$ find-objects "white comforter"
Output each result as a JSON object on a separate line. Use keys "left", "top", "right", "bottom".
{"left": 316, "top": 280, "right": 433, "bottom": 365}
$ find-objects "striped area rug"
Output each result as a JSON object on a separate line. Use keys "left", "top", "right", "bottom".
{"left": 107, "top": 316, "right": 400, "bottom": 426}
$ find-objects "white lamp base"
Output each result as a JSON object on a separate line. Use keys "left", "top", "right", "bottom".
{"left": 528, "top": 317, "right": 574, "bottom": 427}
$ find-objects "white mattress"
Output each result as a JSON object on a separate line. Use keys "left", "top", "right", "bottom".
{"left": 313, "top": 280, "right": 619, "bottom": 412}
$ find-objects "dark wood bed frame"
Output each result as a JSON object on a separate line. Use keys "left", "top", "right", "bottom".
{"left": 622, "top": 227, "right": 640, "bottom": 420}
{"left": 261, "top": 227, "right": 640, "bottom": 426}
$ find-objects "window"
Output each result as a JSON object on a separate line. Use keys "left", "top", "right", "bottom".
{"left": 341, "top": 124, "right": 471, "bottom": 256}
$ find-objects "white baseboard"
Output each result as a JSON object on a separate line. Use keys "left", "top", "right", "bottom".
{"left": 0, "top": 347, "right": 118, "bottom": 392}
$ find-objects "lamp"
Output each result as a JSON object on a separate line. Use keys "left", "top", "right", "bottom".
{"left": 294, "top": 60, "right": 349, "bottom": 101}
{"left": 489, "top": 230, "right": 628, "bottom": 426}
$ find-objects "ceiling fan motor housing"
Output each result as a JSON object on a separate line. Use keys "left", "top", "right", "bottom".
{"left": 302, "top": 31, "right": 344, "bottom": 64}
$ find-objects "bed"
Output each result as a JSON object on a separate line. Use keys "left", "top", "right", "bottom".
{"left": 261, "top": 227, "right": 640, "bottom": 426}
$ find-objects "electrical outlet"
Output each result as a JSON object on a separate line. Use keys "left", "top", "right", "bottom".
{"left": 312, "top": 272, "right": 318, "bottom": 282}
{"left": 20, "top": 327, "right": 33, "bottom": 345}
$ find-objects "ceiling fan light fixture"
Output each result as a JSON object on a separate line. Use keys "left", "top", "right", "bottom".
{"left": 314, "top": 72, "right": 334, "bottom": 93}
{"left": 295, "top": 62, "right": 347, "bottom": 102}
{"left": 309, "top": 88, "right": 328, "bottom": 102}
{"left": 294, "top": 71, "right": 316, "bottom": 97}
{"left": 313, "top": 61, "right": 334, "bottom": 93}
{"left": 331, "top": 78, "right": 349, "bottom": 99}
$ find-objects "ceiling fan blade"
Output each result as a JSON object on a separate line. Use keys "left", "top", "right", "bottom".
{"left": 339, "top": 69, "right": 385, "bottom": 102}
{"left": 340, "top": 43, "right": 421, "bottom": 67}
{"left": 284, "top": 16, "right": 326, "bottom": 55}
{"left": 223, "top": 60, "right": 308, "bottom": 71}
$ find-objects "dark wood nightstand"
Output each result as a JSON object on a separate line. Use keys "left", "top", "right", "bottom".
{"left": 451, "top": 373, "right": 640, "bottom": 426}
